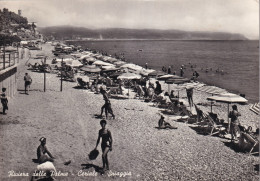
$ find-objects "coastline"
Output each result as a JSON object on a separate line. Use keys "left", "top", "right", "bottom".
{"left": 67, "top": 39, "right": 259, "bottom": 103}
{"left": 0, "top": 43, "right": 259, "bottom": 181}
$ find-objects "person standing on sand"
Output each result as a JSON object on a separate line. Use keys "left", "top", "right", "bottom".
{"left": 1, "top": 88, "right": 8, "bottom": 115}
{"left": 95, "top": 120, "right": 113, "bottom": 172}
{"left": 186, "top": 87, "right": 194, "bottom": 107}
{"left": 228, "top": 105, "right": 241, "bottom": 142}
{"left": 24, "top": 73, "right": 32, "bottom": 95}
{"left": 180, "top": 68, "right": 184, "bottom": 77}
{"left": 168, "top": 66, "right": 172, "bottom": 74}
{"left": 37, "top": 137, "right": 55, "bottom": 164}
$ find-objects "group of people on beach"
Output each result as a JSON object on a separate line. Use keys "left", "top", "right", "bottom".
{"left": 14, "top": 43, "right": 255, "bottom": 180}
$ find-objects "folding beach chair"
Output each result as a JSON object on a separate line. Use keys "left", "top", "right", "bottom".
{"left": 239, "top": 132, "right": 259, "bottom": 155}
{"left": 205, "top": 113, "right": 226, "bottom": 136}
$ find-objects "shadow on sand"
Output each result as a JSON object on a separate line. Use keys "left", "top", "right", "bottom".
{"left": 81, "top": 163, "right": 104, "bottom": 174}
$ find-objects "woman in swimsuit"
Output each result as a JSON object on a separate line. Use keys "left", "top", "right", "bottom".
{"left": 95, "top": 120, "right": 113, "bottom": 171}
{"left": 37, "top": 137, "right": 55, "bottom": 164}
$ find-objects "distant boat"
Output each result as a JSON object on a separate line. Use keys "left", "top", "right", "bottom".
{"left": 99, "top": 34, "right": 103, "bottom": 40}
{"left": 138, "top": 49, "right": 143, "bottom": 52}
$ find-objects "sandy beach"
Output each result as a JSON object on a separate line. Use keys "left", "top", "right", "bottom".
{"left": 0, "top": 43, "right": 259, "bottom": 181}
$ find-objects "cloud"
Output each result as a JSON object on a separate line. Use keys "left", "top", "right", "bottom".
{"left": 0, "top": 0, "right": 258, "bottom": 39}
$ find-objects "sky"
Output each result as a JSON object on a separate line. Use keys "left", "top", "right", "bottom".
{"left": 0, "top": 0, "right": 259, "bottom": 39}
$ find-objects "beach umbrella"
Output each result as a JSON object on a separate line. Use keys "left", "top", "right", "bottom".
{"left": 250, "top": 102, "right": 259, "bottom": 115}
{"left": 67, "top": 60, "right": 83, "bottom": 68}
{"left": 113, "top": 60, "right": 126, "bottom": 66}
{"left": 197, "top": 85, "right": 227, "bottom": 112}
{"left": 93, "top": 60, "right": 114, "bottom": 67}
{"left": 79, "top": 54, "right": 91, "bottom": 60}
{"left": 86, "top": 57, "right": 98, "bottom": 63}
{"left": 80, "top": 65, "right": 101, "bottom": 73}
{"left": 148, "top": 70, "right": 166, "bottom": 78}
{"left": 207, "top": 93, "right": 248, "bottom": 132}
{"left": 165, "top": 78, "right": 190, "bottom": 97}
{"left": 120, "top": 63, "right": 143, "bottom": 71}
{"left": 117, "top": 72, "right": 142, "bottom": 98}
{"left": 117, "top": 72, "right": 141, "bottom": 80}
{"left": 139, "top": 69, "right": 156, "bottom": 77}
{"left": 158, "top": 74, "right": 182, "bottom": 81}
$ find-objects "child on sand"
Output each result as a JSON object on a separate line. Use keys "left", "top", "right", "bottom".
{"left": 1, "top": 88, "right": 8, "bottom": 115}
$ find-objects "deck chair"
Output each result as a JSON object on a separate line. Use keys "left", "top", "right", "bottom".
{"left": 239, "top": 132, "right": 259, "bottom": 155}
{"left": 205, "top": 113, "right": 226, "bottom": 136}
{"left": 194, "top": 104, "right": 206, "bottom": 124}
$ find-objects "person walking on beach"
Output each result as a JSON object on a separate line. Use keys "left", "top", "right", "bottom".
{"left": 228, "top": 105, "right": 241, "bottom": 142}
{"left": 100, "top": 87, "right": 115, "bottom": 119}
{"left": 1, "top": 88, "right": 8, "bottom": 115}
{"left": 95, "top": 120, "right": 113, "bottom": 172}
{"left": 24, "top": 73, "right": 32, "bottom": 94}
{"left": 186, "top": 87, "right": 194, "bottom": 107}
{"left": 37, "top": 137, "right": 55, "bottom": 164}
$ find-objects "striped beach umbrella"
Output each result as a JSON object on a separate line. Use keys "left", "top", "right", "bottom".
{"left": 250, "top": 103, "right": 259, "bottom": 115}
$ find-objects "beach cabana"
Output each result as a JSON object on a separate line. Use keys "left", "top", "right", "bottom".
{"left": 207, "top": 93, "right": 248, "bottom": 132}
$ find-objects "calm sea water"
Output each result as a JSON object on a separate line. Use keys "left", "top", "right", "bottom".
{"left": 69, "top": 40, "right": 259, "bottom": 103}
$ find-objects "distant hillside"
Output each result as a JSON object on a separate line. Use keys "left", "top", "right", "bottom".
{"left": 38, "top": 26, "right": 248, "bottom": 40}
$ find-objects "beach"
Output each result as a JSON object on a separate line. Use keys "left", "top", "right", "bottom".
{"left": 0, "top": 43, "right": 259, "bottom": 181}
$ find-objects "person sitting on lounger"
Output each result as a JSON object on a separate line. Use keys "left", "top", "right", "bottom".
{"left": 158, "top": 115, "right": 177, "bottom": 129}
{"left": 37, "top": 137, "right": 55, "bottom": 164}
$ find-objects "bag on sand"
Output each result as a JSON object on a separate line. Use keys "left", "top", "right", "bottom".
{"left": 88, "top": 149, "right": 99, "bottom": 160}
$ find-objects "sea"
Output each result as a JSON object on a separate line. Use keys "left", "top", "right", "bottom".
{"left": 68, "top": 40, "right": 259, "bottom": 103}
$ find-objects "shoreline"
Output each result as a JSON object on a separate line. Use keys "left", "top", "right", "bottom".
{"left": 0, "top": 43, "right": 259, "bottom": 181}
{"left": 66, "top": 40, "right": 259, "bottom": 103}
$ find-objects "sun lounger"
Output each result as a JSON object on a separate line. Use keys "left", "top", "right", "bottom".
{"left": 239, "top": 132, "right": 259, "bottom": 155}
{"left": 205, "top": 113, "right": 227, "bottom": 136}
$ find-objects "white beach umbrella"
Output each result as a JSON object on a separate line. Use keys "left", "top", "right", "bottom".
{"left": 207, "top": 93, "right": 248, "bottom": 132}
{"left": 117, "top": 72, "right": 142, "bottom": 98}
{"left": 93, "top": 60, "right": 113, "bottom": 66}
{"left": 120, "top": 63, "right": 143, "bottom": 71}
{"left": 117, "top": 72, "right": 142, "bottom": 80}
